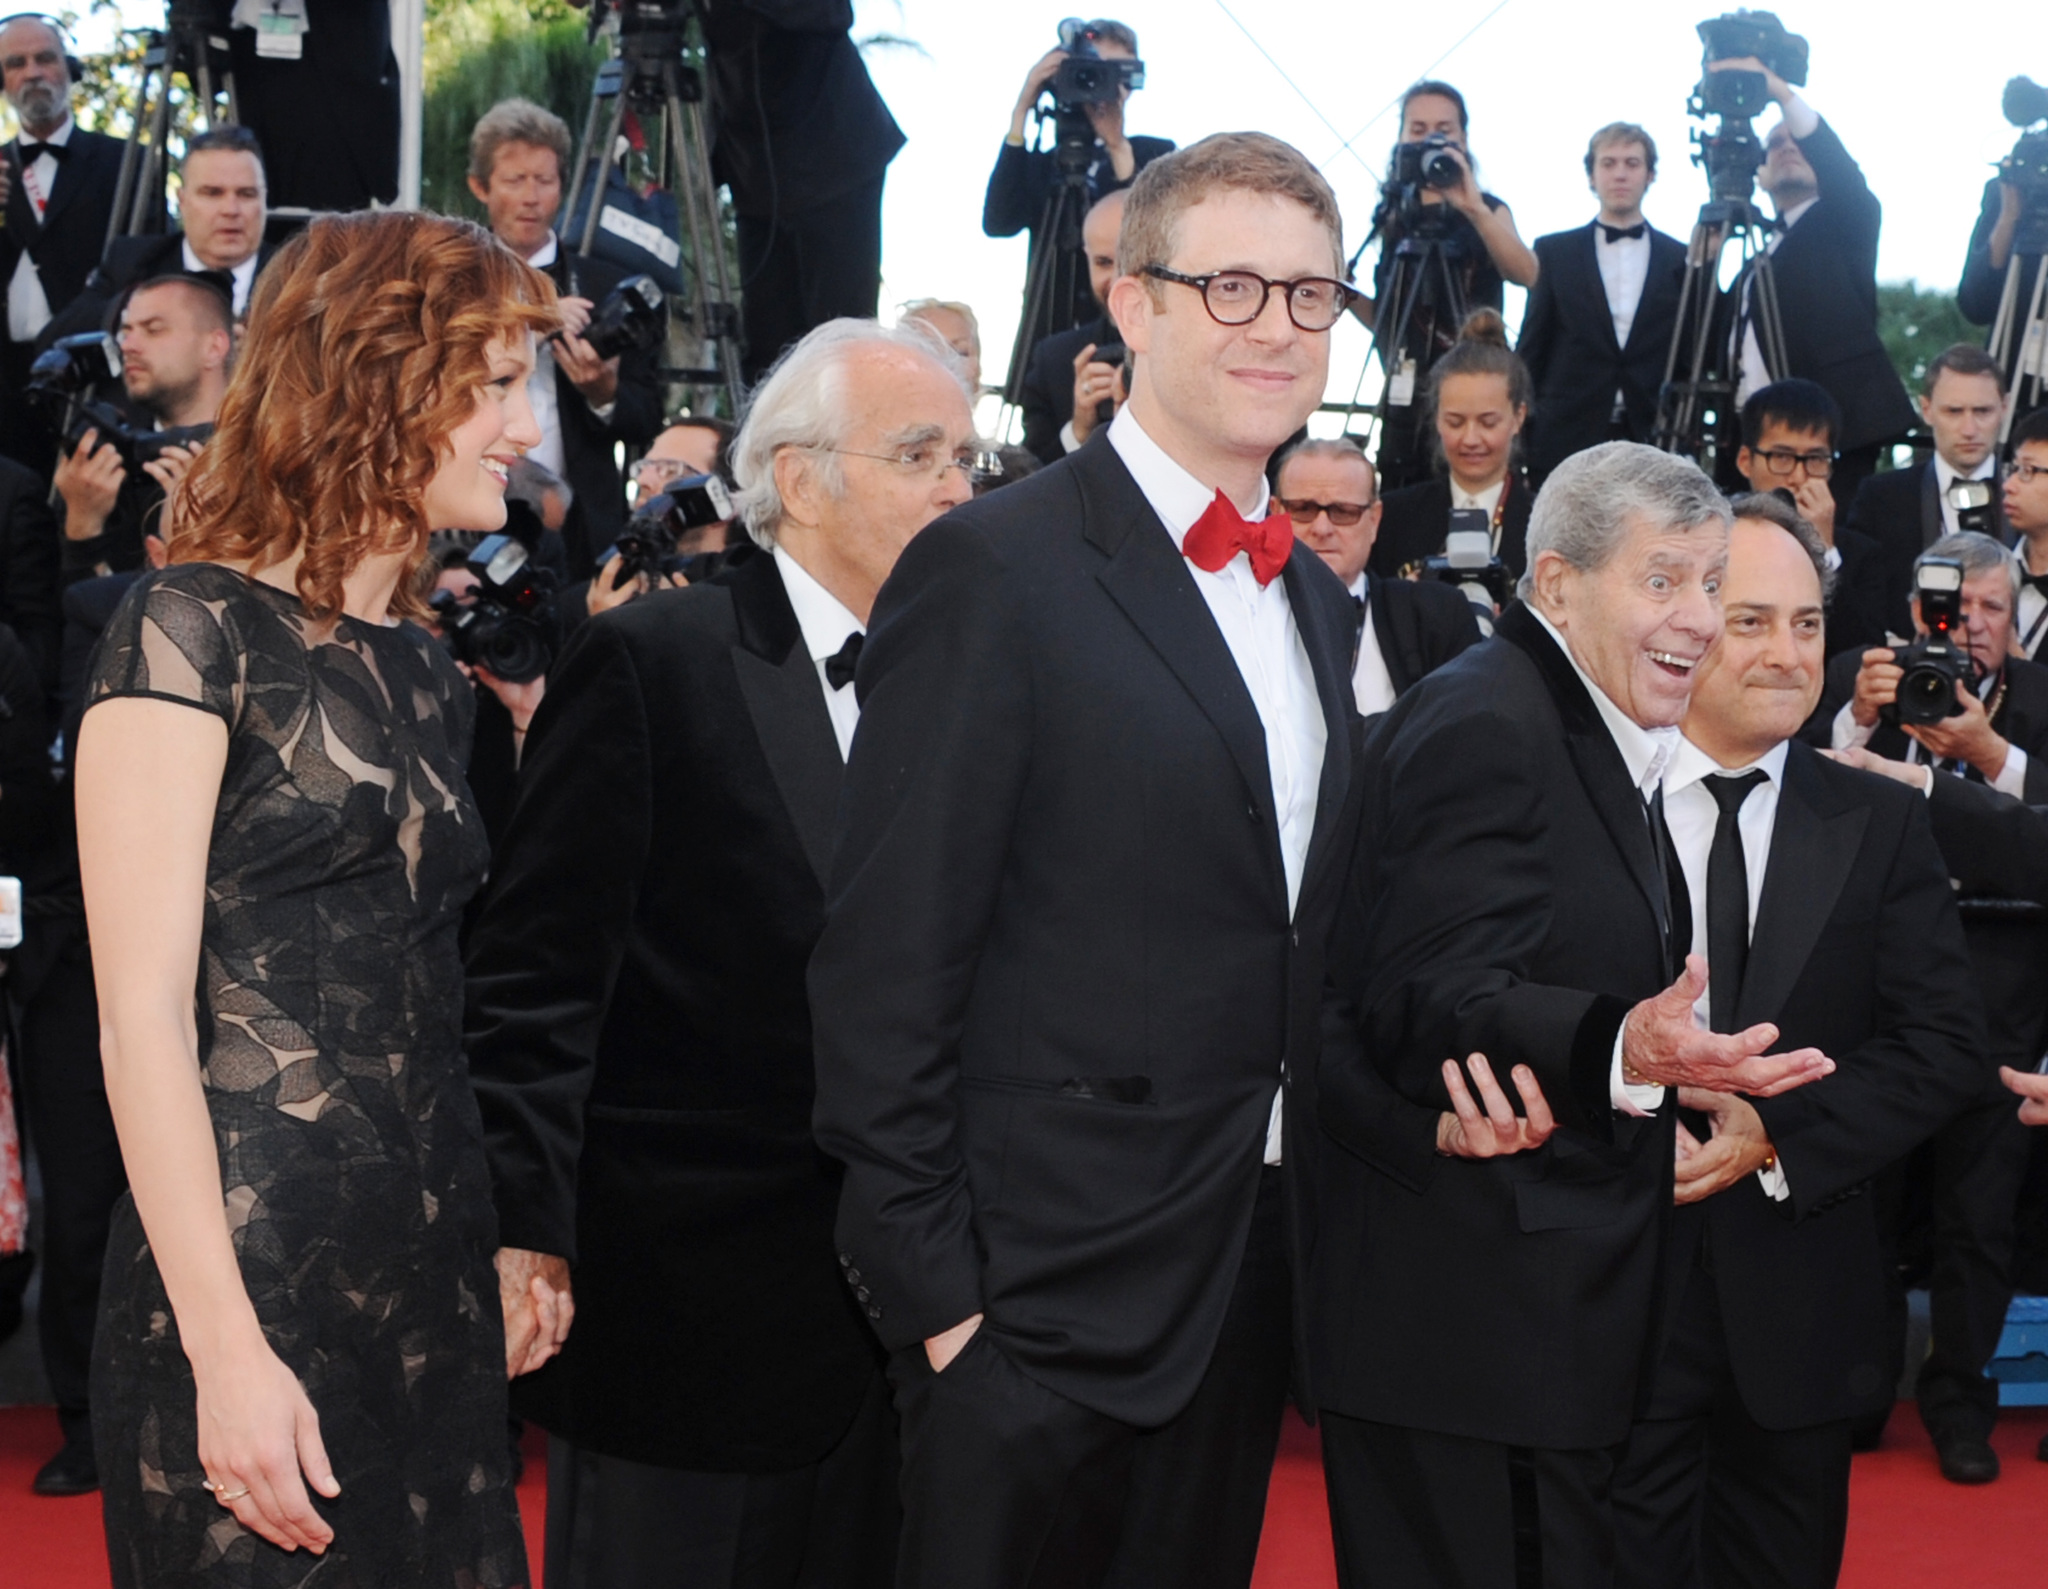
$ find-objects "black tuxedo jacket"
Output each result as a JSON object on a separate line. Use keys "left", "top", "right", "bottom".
{"left": 1518, "top": 221, "right": 1686, "bottom": 479}
{"left": 1927, "top": 773, "right": 2048, "bottom": 898}
{"left": 1751, "top": 119, "right": 1915, "bottom": 453}
{"left": 1958, "top": 176, "right": 2017, "bottom": 329}
{"left": 1368, "top": 473, "right": 1533, "bottom": 580}
{"left": 1826, "top": 523, "right": 1889, "bottom": 657}
{"left": 810, "top": 437, "right": 1362, "bottom": 1428}
{"left": 0, "top": 127, "right": 123, "bottom": 332}
{"left": 34, "top": 232, "right": 278, "bottom": 354}
{"left": 983, "top": 134, "right": 1174, "bottom": 331}
{"left": 1315, "top": 602, "right": 1677, "bottom": 1450}
{"left": 1658, "top": 744, "right": 1983, "bottom": 1430}
{"left": 536, "top": 244, "right": 664, "bottom": 578}
{"left": 1019, "top": 312, "right": 1113, "bottom": 467}
{"left": 0, "top": 454, "right": 60, "bottom": 695}
{"left": 1844, "top": 460, "right": 2003, "bottom": 642}
{"left": 1364, "top": 573, "right": 1481, "bottom": 696}
{"left": 464, "top": 546, "right": 884, "bottom": 1471}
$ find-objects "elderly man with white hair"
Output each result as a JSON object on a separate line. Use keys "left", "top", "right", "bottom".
{"left": 461, "top": 318, "right": 976, "bottom": 1589}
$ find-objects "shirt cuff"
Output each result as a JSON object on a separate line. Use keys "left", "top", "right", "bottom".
{"left": 588, "top": 399, "right": 618, "bottom": 423}
{"left": 1610, "top": 1027, "right": 1667, "bottom": 1116}
{"left": 1993, "top": 742, "right": 2029, "bottom": 798}
{"left": 1830, "top": 702, "right": 1876, "bottom": 752}
{"left": 1782, "top": 93, "right": 1820, "bottom": 140}
{"left": 1757, "top": 1159, "right": 1790, "bottom": 1201}
{"left": 1060, "top": 419, "right": 1081, "bottom": 454}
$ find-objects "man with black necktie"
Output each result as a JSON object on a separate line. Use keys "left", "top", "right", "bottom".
{"left": 810, "top": 133, "right": 1365, "bottom": 1589}
{"left": 464, "top": 318, "right": 977, "bottom": 1589}
{"left": 1610, "top": 492, "right": 1983, "bottom": 1589}
{"left": 1274, "top": 434, "right": 1479, "bottom": 718}
{"left": 0, "top": 14, "right": 120, "bottom": 469}
{"left": 1518, "top": 124, "right": 1685, "bottom": 484}
{"left": 1315, "top": 442, "right": 1835, "bottom": 1588}
{"left": 2001, "top": 408, "right": 2048, "bottom": 661}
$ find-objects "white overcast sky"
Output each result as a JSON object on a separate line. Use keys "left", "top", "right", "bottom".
{"left": 75, "top": 2, "right": 2045, "bottom": 431}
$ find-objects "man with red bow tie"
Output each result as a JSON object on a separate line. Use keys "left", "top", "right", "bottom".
{"left": 811, "top": 131, "right": 1406, "bottom": 1589}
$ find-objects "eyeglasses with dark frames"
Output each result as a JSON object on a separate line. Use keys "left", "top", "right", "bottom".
{"left": 1141, "top": 265, "right": 1356, "bottom": 332}
{"left": 1275, "top": 496, "right": 1377, "bottom": 527}
{"left": 1749, "top": 447, "right": 1834, "bottom": 479}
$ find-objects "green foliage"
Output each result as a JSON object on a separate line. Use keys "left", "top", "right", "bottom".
{"left": 1878, "top": 280, "right": 1980, "bottom": 397}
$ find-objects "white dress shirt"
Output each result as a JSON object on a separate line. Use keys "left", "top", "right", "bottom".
{"left": 181, "top": 238, "right": 260, "bottom": 317}
{"left": 1736, "top": 95, "right": 1822, "bottom": 402}
{"left": 1348, "top": 573, "right": 1398, "bottom": 717}
{"left": 521, "top": 234, "right": 569, "bottom": 479}
{"left": 7, "top": 114, "right": 70, "bottom": 344}
{"left": 1528, "top": 608, "right": 1676, "bottom": 1115}
{"left": 1595, "top": 223, "right": 1651, "bottom": 351}
{"left": 771, "top": 545, "right": 864, "bottom": 762}
{"left": 1663, "top": 736, "right": 1792, "bottom": 1199}
{"left": 1109, "top": 407, "right": 1328, "bottom": 1163}
{"left": 1829, "top": 670, "right": 2030, "bottom": 797}
{"left": 2014, "top": 538, "right": 2048, "bottom": 660}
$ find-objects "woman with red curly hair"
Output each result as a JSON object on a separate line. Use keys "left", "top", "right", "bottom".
{"left": 74, "top": 210, "right": 554, "bottom": 1587}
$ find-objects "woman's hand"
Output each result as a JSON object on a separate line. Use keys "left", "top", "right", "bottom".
{"left": 192, "top": 1339, "right": 341, "bottom": 1553}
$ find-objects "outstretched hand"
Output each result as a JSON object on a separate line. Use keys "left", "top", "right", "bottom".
{"left": 1436, "top": 1053, "right": 1556, "bottom": 1159}
{"left": 2001, "top": 1066, "right": 2048, "bottom": 1128}
{"left": 1622, "top": 955, "right": 1834, "bottom": 1096}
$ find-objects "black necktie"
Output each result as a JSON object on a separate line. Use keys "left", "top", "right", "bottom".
{"left": 824, "top": 631, "right": 864, "bottom": 691}
{"left": 1645, "top": 787, "right": 1687, "bottom": 980}
{"left": 1705, "top": 771, "right": 1768, "bottom": 1033}
{"left": 188, "top": 267, "right": 237, "bottom": 310}
{"left": 1600, "top": 222, "right": 1646, "bottom": 243}
{"left": 17, "top": 141, "right": 68, "bottom": 163}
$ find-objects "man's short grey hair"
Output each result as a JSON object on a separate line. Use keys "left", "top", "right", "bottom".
{"left": 1518, "top": 441, "right": 1731, "bottom": 600}
{"left": 730, "top": 318, "right": 971, "bottom": 549}
{"left": 1727, "top": 491, "right": 1834, "bottom": 603}
{"left": 1919, "top": 530, "right": 2019, "bottom": 602}
{"left": 1273, "top": 436, "right": 1377, "bottom": 497}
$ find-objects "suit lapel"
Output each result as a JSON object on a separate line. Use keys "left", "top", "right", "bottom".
{"left": 1369, "top": 579, "right": 1418, "bottom": 695}
{"left": 1283, "top": 547, "right": 1354, "bottom": 894}
{"left": 35, "top": 132, "right": 98, "bottom": 236}
{"left": 5, "top": 141, "right": 43, "bottom": 240}
{"left": 728, "top": 552, "right": 844, "bottom": 891}
{"left": 1920, "top": 461, "right": 1943, "bottom": 550}
{"left": 1737, "top": 746, "right": 1867, "bottom": 1029}
{"left": 1580, "top": 223, "right": 1623, "bottom": 358}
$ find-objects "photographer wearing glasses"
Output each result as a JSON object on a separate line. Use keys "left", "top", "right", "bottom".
{"left": 2006, "top": 409, "right": 2048, "bottom": 660}
{"left": 1732, "top": 379, "right": 1886, "bottom": 654}
{"left": 1275, "top": 435, "right": 1478, "bottom": 718}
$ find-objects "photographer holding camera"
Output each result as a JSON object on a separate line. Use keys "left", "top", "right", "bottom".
{"left": 984, "top": 19, "right": 1173, "bottom": 337}
{"left": 1018, "top": 188, "right": 1128, "bottom": 465}
{"left": 1957, "top": 77, "right": 2048, "bottom": 341}
{"left": 50, "top": 277, "right": 229, "bottom": 583}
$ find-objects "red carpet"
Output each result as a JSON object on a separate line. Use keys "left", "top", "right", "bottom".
{"left": 4, "top": 1400, "right": 2043, "bottom": 1586}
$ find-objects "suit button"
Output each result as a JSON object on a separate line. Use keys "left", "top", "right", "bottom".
{"left": 846, "top": 1267, "right": 861, "bottom": 1284}
{"left": 1290, "top": 929, "right": 1300, "bottom": 948}
{"left": 867, "top": 1304, "right": 883, "bottom": 1319}
{"left": 856, "top": 1286, "right": 871, "bottom": 1302}
{"left": 1246, "top": 803, "right": 1259, "bottom": 821}
{"left": 838, "top": 1252, "right": 852, "bottom": 1268}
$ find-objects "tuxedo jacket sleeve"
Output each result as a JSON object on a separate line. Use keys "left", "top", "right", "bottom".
{"left": 0, "top": 456, "right": 61, "bottom": 694}
{"left": 1370, "top": 576, "right": 1482, "bottom": 696}
{"left": 1958, "top": 177, "right": 2008, "bottom": 327}
{"left": 1927, "top": 773, "right": 2048, "bottom": 898}
{"left": 981, "top": 133, "right": 1173, "bottom": 239}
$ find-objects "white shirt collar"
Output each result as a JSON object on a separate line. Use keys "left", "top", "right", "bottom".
{"left": 771, "top": 544, "right": 863, "bottom": 663}
{"left": 1777, "top": 195, "right": 1819, "bottom": 232}
{"left": 524, "top": 232, "right": 560, "bottom": 270}
{"left": 1106, "top": 406, "right": 1270, "bottom": 546}
{"left": 1936, "top": 453, "right": 1997, "bottom": 490}
{"left": 1529, "top": 606, "right": 1680, "bottom": 794}
{"left": 181, "top": 237, "right": 260, "bottom": 293}
{"left": 1451, "top": 477, "right": 1507, "bottom": 515}
{"left": 27, "top": 116, "right": 72, "bottom": 149}
{"left": 1665, "top": 734, "right": 1789, "bottom": 800}
{"left": 1349, "top": 572, "right": 1368, "bottom": 599}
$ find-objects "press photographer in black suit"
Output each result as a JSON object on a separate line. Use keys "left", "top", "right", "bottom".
{"left": 1711, "top": 53, "right": 1915, "bottom": 511}
{"left": 467, "top": 99, "right": 662, "bottom": 579}
{"left": 1275, "top": 435, "right": 1478, "bottom": 718}
{"left": 1610, "top": 493, "right": 1983, "bottom": 1589}
{"left": 465, "top": 319, "right": 978, "bottom": 1589}
{"left": 1369, "top": 310, "right": 1534, "bottom": 583}
{"left": 1814, "top": 529, "right": 2048, "bottom": 1484}
{"left": 1018, "top": 188, "right": 1127, "bottom": 466}
{"left": 984, "top": 19, "right": 1172, "bottom": 337}
{"left": 1318, "top": 443, "right": 1835, "bottom": 1587}
{"left": 1845, "top": 345, "right": 2011, "bottom": 640}
{"left": 1957, "top": 116, "right": 2044, "bottom": 350}
{"left": 2006, "top": 408, "right": 2048, "bottom": 660}
{"left": 1519, "top": 123, "right": 1686, "bottom": 483}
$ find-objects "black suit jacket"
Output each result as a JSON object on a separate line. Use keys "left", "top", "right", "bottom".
{"left": 1364, "top": 573, "right": 1482, "bottom": 697}
{"left": 1518, "top": 221, "right": 1686, "bottom": 479}
{"left": 1958, "top": 176, "right": 2019, "bottom": 329}
{"left": 1019, "top": 312, "right": 1113, "bottom": 467}
{"left": 1657, "top": 745, "right": 1983, "bottom": 1430}
{"left": 1368, "top": 474, "right": 1533, "bottom": 580}
{"left": 0, "top": 454, "right": 61, "bottom": 696}
{"left": 1827, "top": 524, "right": 1889, "bottom": 658}
{"left": 1753, "top": 119, "right": 1916, "bottom": 453}
{"left": 0, "top": 127, "right": 124, "bottom": 333}
{"left": 1844, "top": 460, "right": 2003, "bottom": 642}
{"left": 983, "top": 134, "right": 1174, "bottom": 331}
{"left": 1927, "top": 773, "right": 2048, "bottom": 898}
{"left": 810, "top": 437, "right": 1361, "bottom": 1428}
{"left": 34, "top": 232, "right": 277, "bottom": 355}
{"left": 1315, "top": 602, "right": 1676, "bottom": 1450}
{"left": 464, "top": 545, "right": 883, "bottom": 1471}
{"left": 536, "top": 244, "right": 664, "bottom": 578}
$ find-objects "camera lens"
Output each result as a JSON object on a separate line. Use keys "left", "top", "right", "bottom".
{"left": 480, "top": 621, "right": 551, "bottom": 686}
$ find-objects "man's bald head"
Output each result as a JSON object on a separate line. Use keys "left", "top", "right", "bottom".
{"left": 1083, "top": 189, "right": 1128, "bottom": 312}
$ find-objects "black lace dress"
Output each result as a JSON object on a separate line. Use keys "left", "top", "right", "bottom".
{"left": 86, "top": 563, "right": 526, "bottom": 1589}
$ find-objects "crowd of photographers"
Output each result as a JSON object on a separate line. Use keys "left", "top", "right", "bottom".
{"left": 6, "top": 0, "right": 2048, "bottom": 1579}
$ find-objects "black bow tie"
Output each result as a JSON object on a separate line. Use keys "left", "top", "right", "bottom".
{"left": 2022, "top": 567, "right": 2048, "bottom": 599}
{"left": 17, "top": 140, "right": 67, "bottom": 163}
{"left": 824, "top": 631, "right": 864, "bottom": 691}
{"left": 1600, "top": 222, "right": 1645, "bottom": 243}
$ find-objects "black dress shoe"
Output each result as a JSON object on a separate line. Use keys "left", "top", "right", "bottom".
{"left": 2037, "top": 1428, "right": 2048, "bottom": 1463}
{"left": 1934, "top": 1431, "right": 1999, "bottom": 1485}
{"left": 32, "top": 1439, "right": 99, "bottom": 1497}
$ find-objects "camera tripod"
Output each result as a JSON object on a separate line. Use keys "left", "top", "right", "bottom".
{"left": 1654, "top": 194, "right": 1787, "bottom": 472}
{"left": 998, "top": 104, "right": 1098, "bottom": 425}
{"left": 562, "top": 4, "right": 743, "bottom": 411}
{"left": 1359, "top": 197, "right": 1469, "bottom": 493}
{"left": 106, "top": 1, "right": 238, "bottom": 249}
{"left": 1987, "top": 209, "right": 2048, "bottom": 439}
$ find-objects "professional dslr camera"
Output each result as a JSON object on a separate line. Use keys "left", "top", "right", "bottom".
{"left": 26, "top": 332, "right": 215, "bottom": 470}
{"left": 1422, "top": 512, "right": 1515, "bottom": 632}
{"left": 1050, "top": 16, "right": 1144, "bottom": 109}
{"left": 430, "top": 534, "right": 559, "bottom": 685}
{"left": 577, "top": 274, "right": 668, "bottom": 361}
{"left": 1390, "top": 135, "right": 1464, "bottom": 193}
{"left": 1882, "top": 557, "right": 1970, "bottom": 729}
{"left": 1687, "top": 9, "right": 1810, "bottom": 203}
{"left": 2000, "top": 76, "right": 2048, "bottom": 254}
{"left": 609, "top": 470, "right": 733, "bottom": 583}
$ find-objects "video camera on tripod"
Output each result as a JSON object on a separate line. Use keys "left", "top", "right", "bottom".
{"left": 1048, "top": 18, "right": 1145, "bottom": 109}
{"left": 1999, "top": 77, "right": 2048, "bottom": 251}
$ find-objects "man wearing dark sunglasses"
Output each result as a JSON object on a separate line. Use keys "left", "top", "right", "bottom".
{"left": 1274, "top": 435, "right": 1478, "bottom": 717}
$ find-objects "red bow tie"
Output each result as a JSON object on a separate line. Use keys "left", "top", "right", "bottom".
{"left": 1182, "top": 491, "right": 1294, "bottom": 587}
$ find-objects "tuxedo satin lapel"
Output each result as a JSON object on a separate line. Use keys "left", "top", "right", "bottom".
{"left": 1737, "top": 749, "right": 1866, "bottom": 1030}
{"left": 1496, "top": 603, "right": 1667, "bottom": 942}
{"left": 1581, "top": 224, "right": 1623, "bottom": 358}
{"left": 1622, "top": 234, "right": 1683, "bottom": 356}
{"left": 34, "top": 135, "right": 100, "bottom": 235}
{"left": 1919, "top": 460, "right": 1943, "bottom": 550}
{"left": 5, "top": 143, "right": 41, "bottom": 239}
{"left": 1281, "top": 547, "right": 1354, "bottom": 892}
{"left": 1369, "top": 580, "right": 1418, "bottom": 695}
{"left": 729, "top": 554, "right": 844, "bottom": 891}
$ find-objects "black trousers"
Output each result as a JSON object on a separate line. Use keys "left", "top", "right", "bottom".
{"left": 1320, "top": 1410, "right": 1621, "bottom": 1589}
{"left": 1612, "top": 1248, "right": 1852, "bottom": 1589}
{"left": 889, "top": 1165, "right": 1291, "bottom": 1589}
{"left": 734, "top": 175, "right": 886, "bottom": 385}
{"left": 542, "top": 1363, "right": 899, "bottom": 1589}
{"left": 15, "top": 935, "right": 120, "bottom": 1450}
